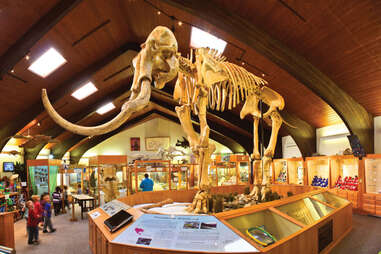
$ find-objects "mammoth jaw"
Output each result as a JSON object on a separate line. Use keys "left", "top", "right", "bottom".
{"left": 41, "top": 89, "right": 145, "bottom": 136}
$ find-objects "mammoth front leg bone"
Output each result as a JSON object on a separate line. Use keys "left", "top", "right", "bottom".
{"left": 260, "top": 156, "right": 273, "bottom": 201}
{"left": 264, "top": 111, "right": 283, "bottom": 157}
{"left": 249, "top": 160, "right": 262, "bottom": 200}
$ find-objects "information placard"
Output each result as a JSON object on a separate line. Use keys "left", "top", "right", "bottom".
{"left": 112, "top": 214, "right": 258, "bottom": 252}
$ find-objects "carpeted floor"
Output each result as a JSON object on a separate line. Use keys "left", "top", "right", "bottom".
{"left": 331, "top": 214, "right": 381, "bottom": 254}
{"left": 13, "top": 209, "right": 381, "bottom": 254}
{"left": 14, "top": 204, "right": 91, "bottom": 254}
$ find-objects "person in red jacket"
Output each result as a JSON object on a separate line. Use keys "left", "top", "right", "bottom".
{"left": 26, "top": 200, "right": 41, "bottom": 245}
{"left": 32, "top": 195, "right": 44, "bottom": 228}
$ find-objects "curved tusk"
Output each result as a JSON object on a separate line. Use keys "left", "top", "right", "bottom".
{"left": 41, "top": 82, "right": 151, "bottom": 136}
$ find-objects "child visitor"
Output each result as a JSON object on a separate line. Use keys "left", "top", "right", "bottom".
{"left": 26, "top": 200, "right": 40, "bottom": 245}
{"left": 42, "top": 193, "right": 56, "bottom": 233}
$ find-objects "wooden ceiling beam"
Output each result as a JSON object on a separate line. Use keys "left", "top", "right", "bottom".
{"left": 0, "top": 0, "right": 83, "bottom": 79}
{"left": 160, "top": 0, "right": 373, "bottom": 153}
{"left": 0, "top": 44, "right": 139, "bottom": 151}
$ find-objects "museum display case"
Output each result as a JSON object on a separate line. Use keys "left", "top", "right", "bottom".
{"left": 130, "top": 160, "right": 170, "bottom": 192}
{"left": 287, "top": 158, "right": 305, "bottom": 185}
{"left": 89, "top": 155, "right": 128, "bottom": 204}
{"left": 214, "top": 161, "right": 238, "bottom": 186}
{"left": 362, "top": 154, "right": 381, "bottom": 216}
{"left": 170, "top": 164, "right": 189, "bottom": 190}
{"left": 330, "top": 156, "right": 359, "bottom": 190}
{"left": 88, "top": 189, "right": 352, "bottom": 254}
{"left": 26, "top": 159, "right": 61, "bottom": 196}
{"left": 273, "top": 159, "right": 288, "bottom": 184}
{"left": 306, "top": 157, "right": 330, "bottom": 188}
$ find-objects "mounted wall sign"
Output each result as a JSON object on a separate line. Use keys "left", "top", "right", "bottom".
{"left": 145, "top": 137, "right": 170, "bottom": 151}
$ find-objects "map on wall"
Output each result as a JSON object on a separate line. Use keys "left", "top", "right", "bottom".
{"left": 145, "top": 137, "right": 170, "bottom": 151}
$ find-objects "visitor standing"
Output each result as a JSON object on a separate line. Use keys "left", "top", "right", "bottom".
{"left": 42, "top": 193, "right": 56, "bottom": 233}
{"left": 52, "top": 187, "right": 62, "bottom": 216}
{"left": 139, "top": 173, "right": 154, "bottom": 191}
{"left": 26, "top": 200, "right": 40, "bottom": 245}
{"left": 63, "top": 185, "right": 70, "bottom": 210}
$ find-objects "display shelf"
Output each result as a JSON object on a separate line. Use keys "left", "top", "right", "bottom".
{"left": 273, "top": 159, "right": 288, "bottom": 184}
{"left": 306, "top": 157, "right": 330, "bottom": 188}
{"left": 330, "top": 156, "right": 359, "bottom": 190}
{"left": 364, "top": 156, "right": 381, "bottom": 194}
{"left": 287, "top": 158, "right": 305, "bottom": 185}
{"left": 170, "top": 164, "right": 189, "bottom": 190}
{"left": 214, "top": 161, "right": 238, "bottom": 186}
{"left": 89, "top": 155, "right": 128, "bottom": 205}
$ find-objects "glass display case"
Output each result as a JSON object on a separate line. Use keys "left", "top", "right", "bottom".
{"left": 330, "top": 156, "right": 359, "bottom": 190}
{"left": 275, "top": 198, "right": 334, "bottom": 225}
{"left": 170, "top": 164, "right": 189, "bottom": 190}
{"left": 306, "top": 157, "right": 330, "bottom": 188}
{"left": 89, "top": 155, "right": 128, "bottom": 204}
{"left": 312, "top": 192, "right": 349, "bottom": 208}
{"left": 215, "top": 161, "right": 237, "bottom": 186}
{"left": 132, "top": 160, "right": 170, "bottom": 191}
{"left": 287, "top": 159, "right": 304, "bottom": 185}
{"left": 364, "top": 157, "right": 381, "bottom": 194}
{"left": 27, "top": 159, "right": 61, "bottom": 196}
{"left": 216, "top": 190, "right": 352, "bottom": 252}
{"left": 236, "top": 156, "right": 250, "bottom": 184}
{"left": 273, "top": 159, "right": 288, "bottom": 184}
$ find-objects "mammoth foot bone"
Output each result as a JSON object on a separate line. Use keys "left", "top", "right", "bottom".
{"left": 186, "top": 189, "right": 210, "bottom": 214}
{"left": 249, "top": 185, "right": 261, "bottom": 201}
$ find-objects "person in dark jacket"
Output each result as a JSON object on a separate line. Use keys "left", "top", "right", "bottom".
{"left": 52, "top": 187, "right": 62, "bottom": 216}
{"left": 139, "top": 173, "right": 154, "bottom": 191}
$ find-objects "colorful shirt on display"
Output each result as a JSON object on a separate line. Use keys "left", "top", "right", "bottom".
{"left": 139, "top": 178, "right": 154, "bottom": 191}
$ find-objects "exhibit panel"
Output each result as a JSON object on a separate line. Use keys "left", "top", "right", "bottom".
{"left": 362, "top": 154, "right": 381, "bottom": 216}
{"left": 88, "top": 189, "right": 352, "bottom": 254}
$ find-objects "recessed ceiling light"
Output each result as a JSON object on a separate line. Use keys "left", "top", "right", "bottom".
{"left": 96, "top": 102, "right": 115, "bottom": 115}
{"left": 28, "top": 47, "right": 67, "bottom": 78}
{"left": 71, "top": 82, "right": 98, "bottom": 100}
{"left": 190, "top": 26, "right": 227, "bottom": 54}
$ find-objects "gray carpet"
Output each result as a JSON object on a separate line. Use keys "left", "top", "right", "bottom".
{"left": 14, "top": 205, "right": 91, "bottom": 254}
{"left": 13, "top": 210, "right": 381, "bottom": 254}
{"left": 331, "top": 214, "right": 381, "bottom": 254}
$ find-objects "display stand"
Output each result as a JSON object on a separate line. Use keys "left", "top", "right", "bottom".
{"left": 306, "top": 157, "right": 330, "bottom": 188}
{"left": 0, "top": 211, "right": 15, "bottom": 249}
{"left": 88, "top": 188, "right": 352, "bottom": 254}
{"left": 273, "top": 159, "right": 288, "bottom": 184}
{"left": 287, "top": 158, "right": 305, "bottom": 185}
{"left": 26, "top": 159, "right": 61, "bottom": 196}
{"left": 363, "top": 154, "right": 381, "bottom": 216}
{"left": 170, "top": 164, "right": 189, "bottom": 190}
{"left": 88, "top": 155, "right": 128, "bottom": 206}
{"left": 130, "top": 160, "right": 170, "bottom": 192}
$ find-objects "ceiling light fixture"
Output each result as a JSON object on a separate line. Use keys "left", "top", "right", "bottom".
{"left": 178, "top": 21, "right": 182, "bottom": 26}
{"left": 190, "top": 26, "right": 227, "bottom": 54}
{"left": 71, "top": 81, "right": 98, "bottom": 100}
{"left": 157, "top": 11, "right": 161, "bottom": 15}
{"left": 28, "top": 47, "right": 67, "bottom": 78}
{"left": 96, "top": 102, "right": 115, "bottom": 115}
{"left": 26, "top": 55, "right": 30, "bottom": 60}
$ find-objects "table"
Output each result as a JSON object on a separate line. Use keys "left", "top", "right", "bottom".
{"left": 70, "top": 194, "right": 96, "bottom": 221}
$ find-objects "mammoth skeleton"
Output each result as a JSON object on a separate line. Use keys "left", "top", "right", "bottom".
{"left": 42, "top": 26, "right": 287, "bottom": 213}
{"left": 42, "top": 26, "right": 179, "bottom": 137}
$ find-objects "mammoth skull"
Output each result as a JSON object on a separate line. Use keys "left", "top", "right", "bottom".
{"left": 41, "top": 26, "right": 179, "bottom": 136}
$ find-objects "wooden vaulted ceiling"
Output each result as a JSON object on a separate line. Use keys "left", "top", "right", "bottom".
{"left": 0, "top": 0, "right": 379, "bottom": 161}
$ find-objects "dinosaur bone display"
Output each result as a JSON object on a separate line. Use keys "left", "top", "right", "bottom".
{"left": 42, "top": 26, "right": 286, "bottom": 213}
{"left": 175, "top": 48, "right": 286, "bottom": 212}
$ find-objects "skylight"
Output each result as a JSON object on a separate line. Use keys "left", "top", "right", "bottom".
{"left": 190, "top": 27, "right": 227, "bottom": 54}
{"left": 71, "top": 82, "right": 98, "bottom": 100}
{"left": 96, "top": 102, "right": 115, "bottom": 115}
{"left": 28, "top": 47, "right": 67, "bottom": 78}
